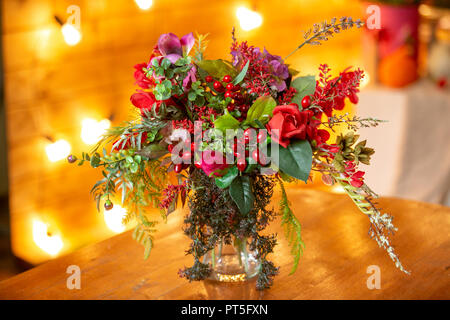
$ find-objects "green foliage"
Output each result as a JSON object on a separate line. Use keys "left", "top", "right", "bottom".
{"left": 232, "top": 60, "right": 250, "bottom": 85}
{"left": 278, "top": 177, "right": 305, "bottom": 274}
{"left": 196, "top": 59, "right": 238, "bottom": 79}
{"left": 245, "top": 96, "right": 277, "bottom": 127}
{"left": 213, "top": 112, "right": 240, "bottom": 133}
{"left": 181, "top": 170, "right": 278, "bottom": 290}
{"left": 333, "top": 132, "right": 375, "bottom": 171}
{"left": 75, "top": 119, "right": 170, "bottom": 260}
{"left": 290, "top": 75, "right": 316, "bottom": 106}
{"left": 273, "top": 140, "right": 313, "bottom": 182}
{"left": 192, "top": 32, "right": 209, "bottom": 62}
{"left": 154, "top": 79, "right": 173, "bottom": 100}
{"left": 215, "top": 166, "right": 239, "bottom": 189}
{"left": 229, "top": 176, "right": 254, "bottom": 215}
{"left": 187, "top": 80, "right": 206, "bottom": 105}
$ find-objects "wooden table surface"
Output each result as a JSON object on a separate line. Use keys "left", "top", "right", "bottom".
{"left": 0, "top": 189, "right": 448, "bottom": 300}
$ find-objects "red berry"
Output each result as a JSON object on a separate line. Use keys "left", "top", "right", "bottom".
{"left": 213, "top": 81, "right": 223, "bottom": 91}
{"left": 223, "top": 75, "right": 232, "bottom": 83}
{"left": 239, "top": 105, "right": 248, "bottom": 113}
{"left": 251, "top": 149, "right": 260, "bottom": 163}
{"left": 232, "top": 84, "right": 240, "bottom": 92}
{"left": 301, "top": 95, "right": 311, "bottom": 108}
{"left": 227, "top": 105, "right": 235, "bottom": 112}
{"left": 224, "top": 91, "right": 233, "bottom": 98}
{"left": 349, "top": 92, "right": 359, "bottom": 104}
{"left": 226, "top": 83, "right": 234, "bottom": 91}
{"left": 237, "top": 159, "right": 247, "bottom": 172}
{"left": 243, "top": 129, "right": 253, "bottom": 144}
{"left": 174, "top": 163, "right": 183, "bottom": 173}
{"left": 257, "top": 131, "right": 266, "bottom": 143}
{"left": 205, "top": 75, "right": 213, "bottom": 82}
{"left": 194, "top": 160, "right": 202, "bottom": 168}
{"left": 168, "top": 144, "right": 174, "bottom": 152}
{"left": 182, "top": 152, "right": 192, "bottom": 161}
{"left": 104, "top": 200, "right": 113, "bottom": 211}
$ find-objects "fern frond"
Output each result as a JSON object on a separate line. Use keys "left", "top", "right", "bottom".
{"left": 277, "top": 177, "right": 305, "bottom": 274}
{"left": 332, "top": 174, "right": 410, "bottom": 274}
{"left": 193, "top": 32, "right": 209, "bottom": 61}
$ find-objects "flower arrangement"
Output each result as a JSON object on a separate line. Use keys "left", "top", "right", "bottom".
{"left": 69, "top": 17, "right": 409, "bottom": 290}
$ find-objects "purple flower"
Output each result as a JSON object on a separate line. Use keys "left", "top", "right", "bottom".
{"left": 157, "top": 32, "right": 195, "bottom": 63}
{"left": 183, "top": 65, "right": 197, "bottom": 89}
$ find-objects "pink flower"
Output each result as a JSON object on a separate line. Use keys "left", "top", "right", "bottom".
{"left": 157, "top": 32, "right": 195, "bottom": 63}
{"left": 199, "top": 150, "right": 228, "bottom": 177}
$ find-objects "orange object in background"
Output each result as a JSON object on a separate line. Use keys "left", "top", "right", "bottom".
{"left": 378, "top": 45, "right": 418, "bottom": 88}
{"left": 362, "top": 2, "right": 420, "bottom": 88}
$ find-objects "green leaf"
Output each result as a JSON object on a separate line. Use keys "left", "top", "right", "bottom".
{"left": 213, "top": 112, "right": 240, "bottom": 133}
{"left": 188, "top": 91, "right": 197, "bottom": 101}
{"left": 229, "top": 176, "right": 254, "bottom": 215}
{"left": 273, "top": 140, "right": 312, "bottom": 182}
{"left": 245, "top": 96, "right": 277, "bottom": 126}
{"left": 161, "top": 58, "right": 171, "bottom": 69}
{"left": 90, "top": 155, "right": 100, "bottom": 168}
{"left": 232, "top": 60, "right": 250, "bottom": 85}
{"left": 290, "top": 75, "right": 316, "bottom": 106}
{"left": 130, "top": 162, "right": 139, "bottom": 173}
{"left": 196, "top": 59, "right": 238, "bottom": 79}
{"left": 137, "top": 144, "right": 168, "bottom": 159}
{"left": 215, "top": 166, "right": 238, "bottom": 189}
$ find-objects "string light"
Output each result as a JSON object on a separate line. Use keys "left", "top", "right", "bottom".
{"left": 61, "top": 23, "right": 82, "bottom": 46}
{"left": 135, "top": 0, "right": 153, "bottom": 10}
{"left": 236, "top": 6, "right": 263, "bottom": 31}
{"left": 54, "top": 16, "right": 81, "bottom": 46}
{"left": 104, "top": 204, "right": 127, "bottom": 233}
{"left": 81, "top": 118, "right": 111, "bottom": 145}
{"left": 32, "top": 219, "right": 64, "bottom": 256}
{"left": 45, "top": 139, "right": 71, "bottom": 162}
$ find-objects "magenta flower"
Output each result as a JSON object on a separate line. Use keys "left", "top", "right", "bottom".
{"left": 199, "top": 150, "right": 228, "bottom": 177}
{"left": 157, "top": 32, "right": 195, "bottom": 63}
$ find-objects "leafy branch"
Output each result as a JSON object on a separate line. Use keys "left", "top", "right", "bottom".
{"left": 323, "top": 114, "right": 388, "bottom": 132}
{"left": 284, "top": 16, "right": 364, "bottom": 60}
{"left": 332, "top": 173, "right": 410, "bottom": 274}
{"left": 277, "top": 176, "right": 305, "bottom": 274}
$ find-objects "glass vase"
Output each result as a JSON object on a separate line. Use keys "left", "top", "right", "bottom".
{"left": 202, "top": 236, "right": 263, "bottom": 300}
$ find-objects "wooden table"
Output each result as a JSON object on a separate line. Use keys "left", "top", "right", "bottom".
{"left": 0, "top": 189, "right": 448, "bottom": 300}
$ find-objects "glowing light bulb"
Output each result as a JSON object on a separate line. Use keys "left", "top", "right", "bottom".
{"left": 45, "top": 139, "right": 71, "bottom": 162}
{"left": 360, "top": 70, "right": 370, "bottom": 89}
{"left": 135, "top": 0, "right": 153, "bottom": 10}
{"left": 61, "top": 23, "right": 82, "bottom": 46}
{"left": 104, "top": 204, "right": 127, "bottom": 233}
{"left": 81, "top": 118, "right": 111, "bottom": 145}
{"left": 32, "top": 219, "right": 64, "bottom": 256}
{"left": 236, "top": 7, "right": 263, "bottom": 31}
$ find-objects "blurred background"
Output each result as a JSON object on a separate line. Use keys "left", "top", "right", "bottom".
{"left": 0, "top": 0, "right": 448, "bottom": 280}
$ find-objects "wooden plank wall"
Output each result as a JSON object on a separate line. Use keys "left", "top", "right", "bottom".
{"left": 1, "top": 0, "right": 362, "bottom": 264}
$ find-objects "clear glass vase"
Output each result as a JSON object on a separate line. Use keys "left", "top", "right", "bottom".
{"left": 202, "top": 237, "right": 263, "bottom": 299}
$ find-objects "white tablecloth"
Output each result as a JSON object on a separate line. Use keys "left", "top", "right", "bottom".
{"left": 357, "top": 80, "right": 450, "bottom": 205}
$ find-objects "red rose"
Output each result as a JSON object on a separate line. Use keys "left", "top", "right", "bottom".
{"left": 130, "top": 91, "right": 176, "bottom": 117}
{"left": 267, "top": 104, "right": 312, "bottom": 148}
